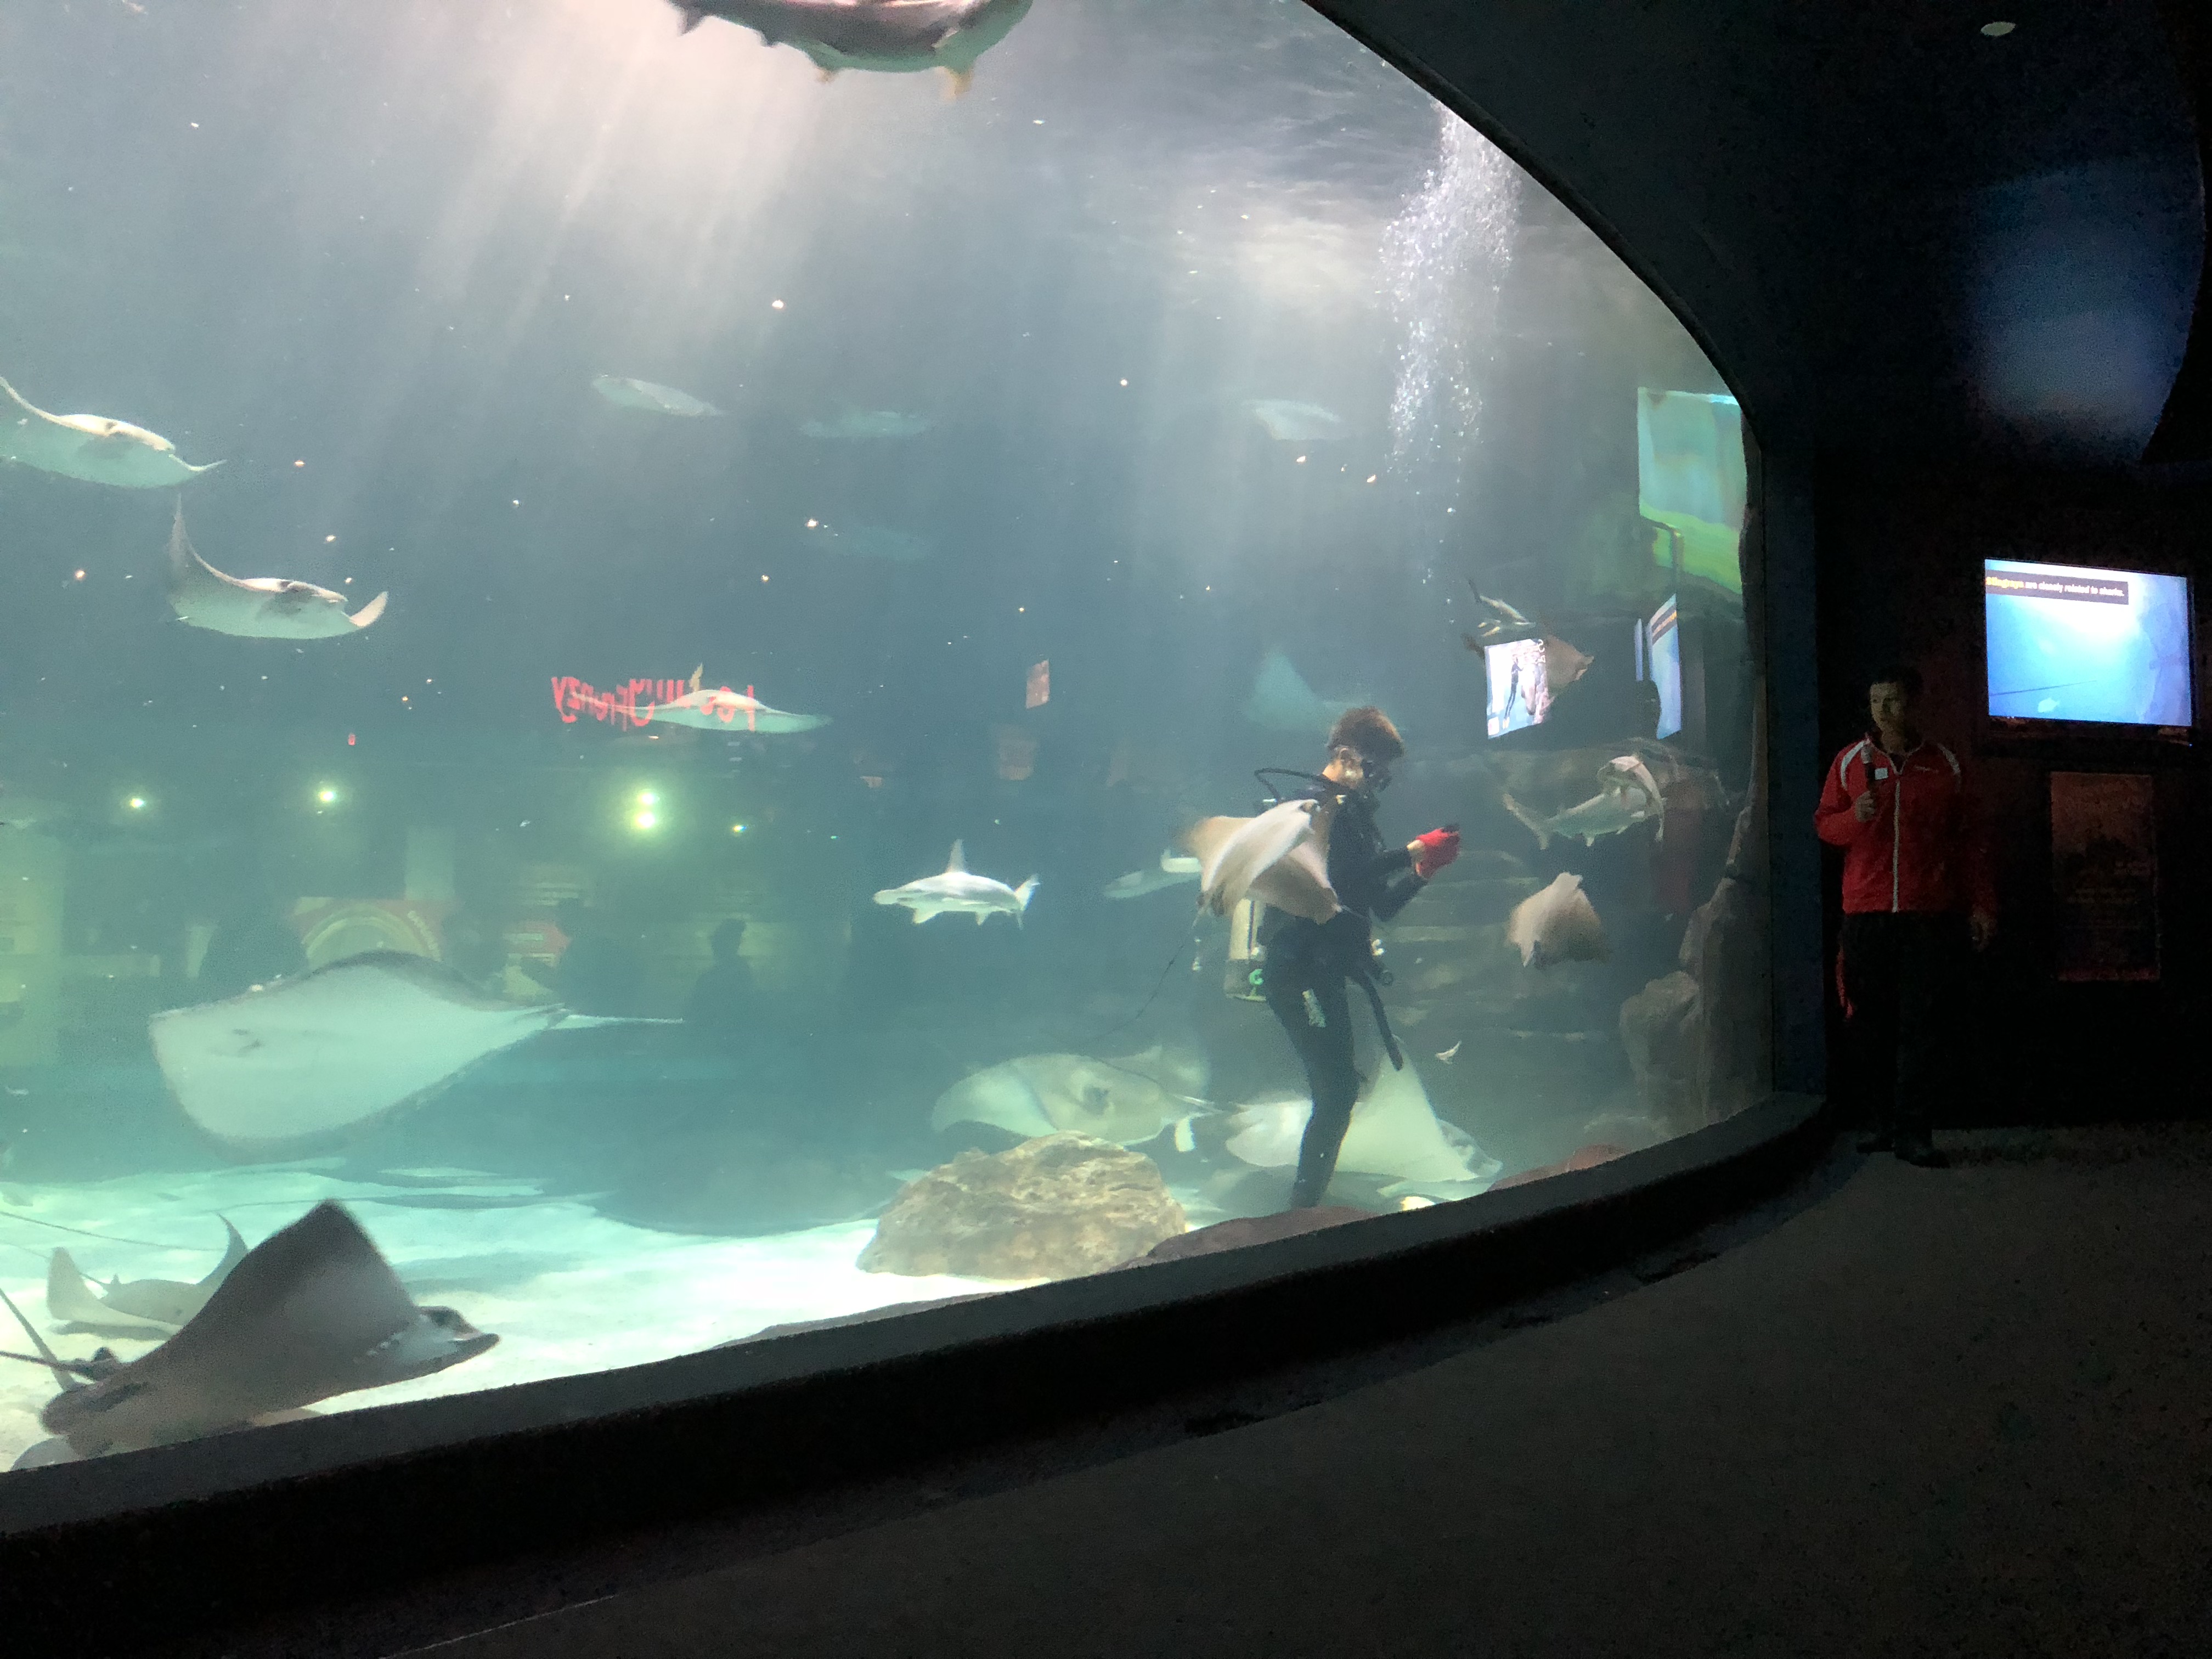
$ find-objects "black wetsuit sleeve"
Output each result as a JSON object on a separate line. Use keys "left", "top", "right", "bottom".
{"left": 1366, "top": 848, "right": 1425, "bottom": 922}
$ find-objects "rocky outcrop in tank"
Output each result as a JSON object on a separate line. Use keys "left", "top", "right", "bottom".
{"left": 858, "top": 1133, "right": 1187, "bottom": 1280}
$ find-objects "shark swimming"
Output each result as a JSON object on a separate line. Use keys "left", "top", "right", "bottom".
{"left": 0, "top": 375, "right": 222, "bottom": 488}
{"left": 1101, "top": 850, "right": 1202, "bottom": 900}
{"left": 149, "top": 950, "right": 658, "bottom": 1158}
{"left": 673, "top": 0, "right": 1035, "bottom": 98}
{"left": 590, "top": 375, "right": 723, "bottom": 416}
{"left": 1503, "top": 754, "right": 1665, "bottom": 850}
{"left": 647, "top": 668, "right": 828, "bottom": 733}
{"left": 1181, "top": 798, "right": 1340, "bottom": 924}
{"left": 167, "top": 504, "right": 388, "bottom": 639}
{"left": 4, "top": 1201, "right": 496, "bottom": 1462}
{"left": 873, "top": 840, "right": 1037, "bottom": 925}
{"left": 46, "top": 1220, "right": 249, "bottom": 1339}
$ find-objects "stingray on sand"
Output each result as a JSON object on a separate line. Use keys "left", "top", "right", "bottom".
{"left": 4, "top": 1201, "right": 496, "bottom": 1460}
{"left": 0, "top": 374, "right": 221, "bottom": 488}
{"left": 149, "top": 950, "right": 656, "bottom": 1158}
{"left": 47, "top": 1219, "right": 248, "bottom": 1338}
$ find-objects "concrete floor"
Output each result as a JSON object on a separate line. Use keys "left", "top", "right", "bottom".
{"left": 402, "top": 1127, "right": 2212, "bottom": 1658}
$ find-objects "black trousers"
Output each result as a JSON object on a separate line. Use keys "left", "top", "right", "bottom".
{"left": 1264, "top": 970, "right": 1360, "bottom": 1207}
{"left": 1840, "top": 912, "right": 1967, "bottom": 1144}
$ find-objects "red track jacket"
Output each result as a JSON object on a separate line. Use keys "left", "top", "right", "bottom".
{"left": 1814, "top": 733, "right": 1996, "bottom": 916}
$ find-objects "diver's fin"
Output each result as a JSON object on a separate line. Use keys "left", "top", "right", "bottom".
{"left": 1500, "top": 791, "right": 1551, "bottom": 851}
{"left": 945, "top": 840, "right": 966, "bottom": 873}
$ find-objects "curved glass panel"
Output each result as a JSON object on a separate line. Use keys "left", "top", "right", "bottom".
{"left": 0, "top": 0, "right": 1760, "bottom": 1475}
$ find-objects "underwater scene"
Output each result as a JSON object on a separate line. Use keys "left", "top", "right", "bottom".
{"left": 0, "top": 0, "right": 1763, "bottom": 1472}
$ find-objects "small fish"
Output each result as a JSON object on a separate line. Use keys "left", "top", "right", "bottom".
{"left": 1503, "top": 755, "right": 1664, "bottom": 851}
{"left": 0, "top": 375, "right": 221, "bottom": 488}
{"left": 1435, "top": 1040, "right": 1461, "bottom": 1064}
{"left": 1506, "top": 872, "right": 1609, "bottom": 968}
{"left": 590, "top": 375, "right": 723, "bottom": 417}
{"left": 1102, "top": 850, "right": 1203, "bottom": 900}
{"left": 167, "top": 504, "right": 387, "bottom": 639}
{"left": 874, "top": 840, "right": 1036, "bottom": 926}
{"left": 674, "top": 0, "right": 1035, "bottom": 98}
{"left": 799, "top": 409, "right": 933, "bottom": 440}
{"left": 1461, "top": 584, "right": 1537, "bottom": 647}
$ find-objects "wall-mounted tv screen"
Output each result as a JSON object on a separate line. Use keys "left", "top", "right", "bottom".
{"left": 1984, "top": 560, "right": 2192, "bottom": 732}
{"left": 1485, "top": 637, "right": 1549, "bottom": 737}
{"left": 1646, "top": 594, "right": 1683, "bottom": 739}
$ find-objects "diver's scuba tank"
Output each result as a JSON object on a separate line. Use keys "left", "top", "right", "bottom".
{"left": 1224, "top": 895, "right": 1268, "bottom": 1001}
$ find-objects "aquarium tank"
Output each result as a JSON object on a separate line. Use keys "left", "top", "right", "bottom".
{"left": 0, "top": 0, "right": 1765, "bottom": 1475}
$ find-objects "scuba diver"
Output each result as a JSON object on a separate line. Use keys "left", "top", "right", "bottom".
{"left": 1259, "top": 707, "right": 1460, "bottom": 1208}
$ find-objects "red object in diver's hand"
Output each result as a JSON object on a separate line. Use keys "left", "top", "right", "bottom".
{"left": 1412, "top": 825, "right": 1460, "bottom": 880}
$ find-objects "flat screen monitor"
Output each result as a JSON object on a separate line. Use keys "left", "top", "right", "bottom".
{"left": 1984, "top": 560, "right": 2192, "bottom": 732}
{"left": 1485, "top": 637, "right": 1549, "bottom": 738}
{"left": 1647, "top": 594, "right": 1683, "bottom": 740}
{"left": 1637, "top": 388, "right": 1746, "bottom": 595}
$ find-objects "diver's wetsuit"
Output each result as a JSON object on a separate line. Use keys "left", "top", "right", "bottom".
{"left": 1260, "top": 783, "right": 1427, "bottom": 1207}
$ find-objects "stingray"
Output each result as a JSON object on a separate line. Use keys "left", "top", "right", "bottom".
{"left": 1225, "top": 1061, "right": 1500, "bottom": 1197}
{"left": 1245, "top": 399, "right": 1346, "bottom": 441}
{"left": 1507, "top": 871, "right": 1610, "bottom": 967}
{"left": 167, "top": 503, "right": 387, "bottom": 639}
{"left": 932, "top": 1043, "right": 1214, "bottom": 1150}
{"left": 1181, "top": 797, "right": 1340, "bottom": 924}
{"left": 1244, "top": 648, "right": 1357, "bottom": 735}
{"left": 677, "top": 0, "right": 1035, "bottom": 98}
{"left": 148, "top": 950, "right": 638, "bottom": 1156}
{"left": 0, "top": 374, "right": 222, "bottom": 488}
{"left": 590, "top": 374, "right": 722, "bottom": 416}
{"left": 648, "top": 667, "right": 828, "bottom": 733}
{"left": 4, "top": 1201, "right": 496, "bottom": 1459}
{"left": 47, "top": 1218, "right": 249, "bottom": 1338}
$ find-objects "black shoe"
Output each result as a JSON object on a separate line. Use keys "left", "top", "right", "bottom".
{"left": 1895, "top": 1141, "right": 1948, "bottom": 1168}
{"left": 1857, "top": 1131, "right": 1892, "bottom": 1154}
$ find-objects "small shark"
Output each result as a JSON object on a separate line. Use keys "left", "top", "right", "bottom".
{"left": 167, "top": 504, "right": 388, "bottom": 639}
{"left": 1102, "top": 850, "right": 1202, "bottom": 900}
{"left": 1460, "top": 584, "right": 1537, "bottom": 647}
{"left": 674, "top": 0, "right": 1034, "bottom": 97}
{"left": 1502, "top": 755, "right": 1664, "bottom": 850}
{"left": 590, "top": 375, "right": 722, "bottom": 416}
{"left": 874, "top": 840, "right": 1036, "bottom": 925}
{"left": 46, "top": 1219, "right": 249, "bottom": 1338}
{"left": 3, "top": 1201, "right": 496, "bottom": 1460}
{"left": 648, "top": 668, "right": 827, "bottom": 733}
{"left": 0, "top": 375, "right": 221, "bottom": 488}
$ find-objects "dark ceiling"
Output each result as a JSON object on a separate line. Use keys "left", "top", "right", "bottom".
{"left": 1306, "top": 0, "right": 2209, "bottom": 466}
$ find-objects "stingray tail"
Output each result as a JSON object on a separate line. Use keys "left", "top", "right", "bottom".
{"left": 1500, "top": 791, "right": 1551, "bottom": 851}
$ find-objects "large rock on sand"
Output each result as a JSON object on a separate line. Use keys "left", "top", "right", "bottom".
{"left": 859, "top": 1132, "right": 1187, "bottom": 1280}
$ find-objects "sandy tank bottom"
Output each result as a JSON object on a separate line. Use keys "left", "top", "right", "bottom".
{"left": 0, "top": 1163, "right": 1077, "bottom": 1471}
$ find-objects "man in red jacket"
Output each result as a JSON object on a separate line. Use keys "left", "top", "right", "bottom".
{"left": 1814, "top": 665, "right": 1996, "bottom": 1166}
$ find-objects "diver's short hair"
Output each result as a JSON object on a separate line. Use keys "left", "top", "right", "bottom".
{"left": 1868, "top": 664, "right": 1923, "bottom": 701}
{"left": 1328, "top": 706, "right": 1405, "bottom": 765}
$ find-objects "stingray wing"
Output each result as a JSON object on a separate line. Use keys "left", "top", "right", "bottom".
{"left": 1245, "top": 802, "right": 1340, "bottom": 923}
{"left": 1187, "top": 800, "right": 1322, "bottom": 917}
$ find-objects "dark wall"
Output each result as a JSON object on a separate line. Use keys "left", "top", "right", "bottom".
{"left": 1814, "top": 462, "right": 2210, "bottom": 1123}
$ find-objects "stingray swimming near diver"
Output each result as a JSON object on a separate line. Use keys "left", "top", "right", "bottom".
{"left": 2, "top": 1201, "right": 496, "bottom": 1463}
{"left": 149, "top": 950, "right": 668, "bottom": 1159}
{"left": 673, "top": 0, "right": 1034, "bottom": 98}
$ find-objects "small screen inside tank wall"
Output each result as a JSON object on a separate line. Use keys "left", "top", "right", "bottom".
{"left": 1485, "top": 638, "right": 1549, "bottom": 737}
{"left": 1984, "top": 561, "right": 2193, "bottom": 729}
{"left": 1647, "top": 596, "right": 1683, "bottom": 740}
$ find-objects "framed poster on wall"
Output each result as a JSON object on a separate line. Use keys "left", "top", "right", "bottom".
{"left": 2050, "top": 771, "right": 2159, "bottom": 981}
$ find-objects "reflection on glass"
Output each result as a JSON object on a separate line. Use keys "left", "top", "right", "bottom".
{"left": 0, "top": 0, "right": 1763, "bottom": 1479}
